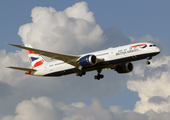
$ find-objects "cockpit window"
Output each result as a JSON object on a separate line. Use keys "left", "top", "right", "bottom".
{"left": 149, "top": 45, "right": 156, "bottom": 47}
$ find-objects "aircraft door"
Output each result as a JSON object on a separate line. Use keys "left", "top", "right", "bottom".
{"left": 44, "top": 66, "right": 47, "bottom": 71}
{"left": 108, "top": 49, "right": 115, "bottom": 59}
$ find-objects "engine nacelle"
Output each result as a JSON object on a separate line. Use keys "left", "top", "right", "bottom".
{"left": 115, "top": 63, "right": 133, "bottom": 74}
{"left": 79, "top": 55, "right": 97, "bottom": 67}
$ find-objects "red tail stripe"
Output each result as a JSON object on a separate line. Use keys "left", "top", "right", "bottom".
{"left": 130, "top": 44, "right": 147, "bottom": 48}
{"left": 32, "top": 59, "right": 44, "bottom": 69}
{"left": 27, "top": 50, "right": 38, "bottom": 55}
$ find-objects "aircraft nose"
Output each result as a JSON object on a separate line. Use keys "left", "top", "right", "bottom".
{"left": 156, "top": 47, "right": 161, "bottom": 54}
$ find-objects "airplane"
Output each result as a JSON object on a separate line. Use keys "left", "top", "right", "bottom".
{"left": 7, "top": 42, "right": 160, "bottom": 80}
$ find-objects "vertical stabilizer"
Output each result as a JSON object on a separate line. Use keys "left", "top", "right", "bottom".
{"left": 25, "top": 44, "right": 46, "bottom": 70}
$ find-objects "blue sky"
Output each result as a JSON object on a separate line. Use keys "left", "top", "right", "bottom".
{"left": 0, "top": 0, "right": 170, "bottom": 119}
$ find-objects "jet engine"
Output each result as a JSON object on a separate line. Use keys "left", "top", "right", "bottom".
{"left": 115, "top": 63, "right": 133, "bottom": 73}
{"left": 78, "top": 55, "right": 97, "bottom": 67}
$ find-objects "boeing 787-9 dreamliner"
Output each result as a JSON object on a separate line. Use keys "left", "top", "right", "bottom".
{"left": 7, "top": 43, "right": 160, "bottom": 80}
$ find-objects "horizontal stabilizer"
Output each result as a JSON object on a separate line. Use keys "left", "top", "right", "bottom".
{"left": 7, "top": 67, "right": 36, "bottom": 72}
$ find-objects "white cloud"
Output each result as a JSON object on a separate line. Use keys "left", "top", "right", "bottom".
{"left": 129, "top": 34, "right": 158, "bottom": 43}
{"left": 0, "top": 49, "right": 29, "bottom": 86}
{"left": 3, "top": 97, "right": 114, "bottom": 120}
{"left": 149, "top": 55, "right": 170, "bottom": 68}
{"left": 59, "top": 98, "right": 113, "bottom": 120}
{"left": 18, "top": 1, "right": 104, "bottom": 54}
{"left": 2, "top": 97, "right": 57, "bottom": 120}
{"left": 132, "top": 63, "right": 145, "bottom": 78}
{"left": 70, "top": 102, "right": 86, "bottom": 108}
{"left": 3, "top": 97, "right": 170, "bottom": 120}
{"left": 65, "top": 2, "right": 95, "bottom": 23}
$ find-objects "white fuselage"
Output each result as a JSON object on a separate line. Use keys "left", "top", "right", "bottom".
{"left": 32, "top": 42, "right": 160, "bottom": 76}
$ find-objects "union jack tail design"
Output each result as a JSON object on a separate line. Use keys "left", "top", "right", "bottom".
{"left": 25, "top": 44, "right": 46, "bottom": 70}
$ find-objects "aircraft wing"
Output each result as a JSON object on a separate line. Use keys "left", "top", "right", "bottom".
{"left": 7, "top": 67, "right": 36, "bottom": 71}
{"left": 7, "top": 43, "right": 105, "bottom": 69}
{"left": 7, "top": 43, "right": 81, "bottom": 68}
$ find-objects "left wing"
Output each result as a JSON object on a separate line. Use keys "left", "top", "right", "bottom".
{"left": 7, "top": 43, "right": 80, "bottom": 68}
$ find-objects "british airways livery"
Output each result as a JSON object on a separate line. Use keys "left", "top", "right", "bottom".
{"left": 7, "top": 43, "right": 160, "bottom": 80}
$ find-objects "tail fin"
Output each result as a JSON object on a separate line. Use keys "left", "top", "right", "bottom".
{"left": 25, "top": 44, "right": 46, "bottom": 70}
